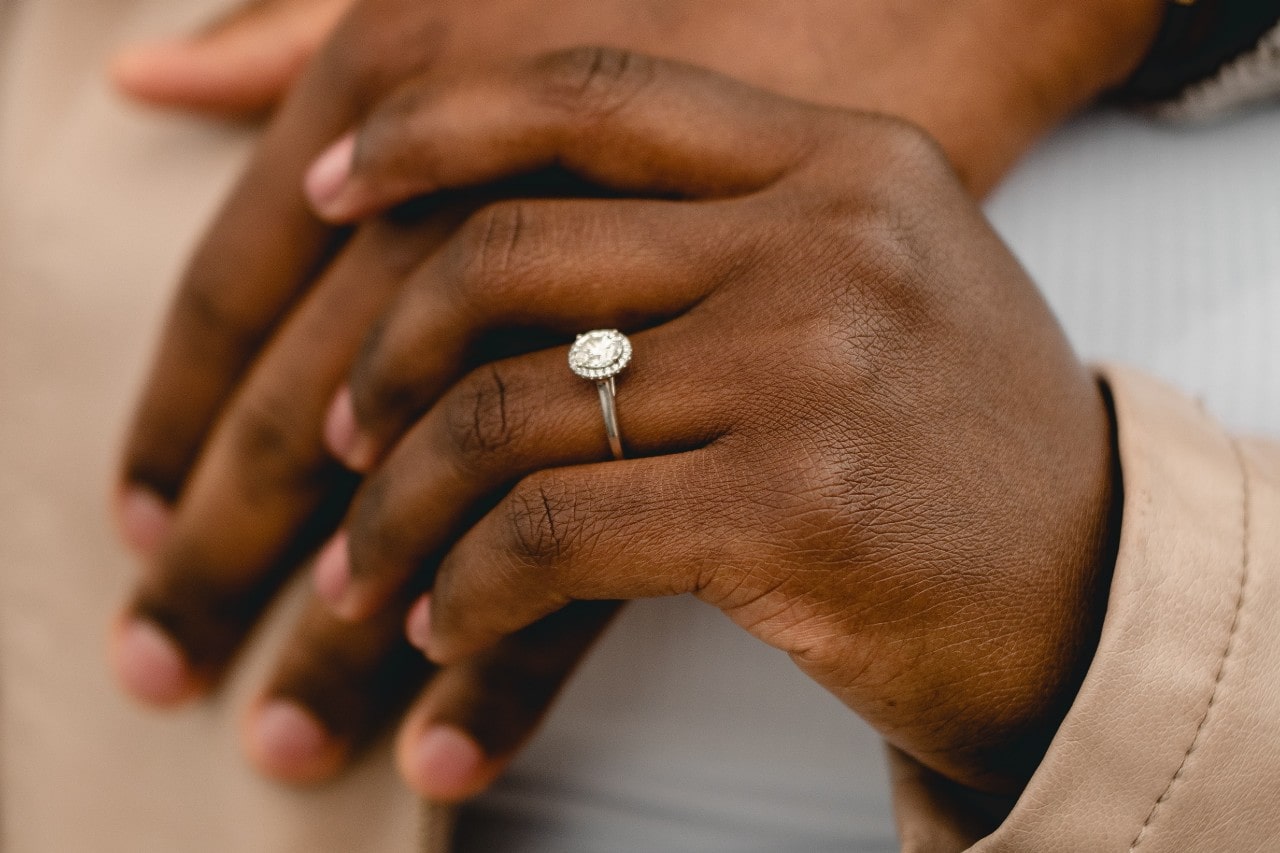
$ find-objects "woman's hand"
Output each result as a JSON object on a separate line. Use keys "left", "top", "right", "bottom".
{"left": 110, "top": 0, "right": 1156, "bottom": 795}
{"left": 302, "top": 51, "right": 1121, "bottom": 794}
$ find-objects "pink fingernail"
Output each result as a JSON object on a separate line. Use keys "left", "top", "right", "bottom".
{"left": 414, "top": 726, "right": 484, "bottom": 800}
{"left": 305, "top": 134, "right": 355, "bottom": 215}
{"left": 312, "top": 532, "right": 352, "bottom": 612}
{"left": 249, "top": 700, "right": 334, "bottom": 778}
{"left": 324, "top": 387, "right": 359, "bottom": 467}
{"left": 116, "top": 487, "right": 173, "bottom": 557}
{"left": 111, "top": 617, "right": 198, "bottom": 707}
{"left": 324, "top": 387, "right": 379, "bottom": 472}
{"left": 406, "top": 595, "right": 433, "bottom": 652}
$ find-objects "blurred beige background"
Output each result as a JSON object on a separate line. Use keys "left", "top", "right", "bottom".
{"left": 0, "top": 1, "right": 426, "bottom": 849}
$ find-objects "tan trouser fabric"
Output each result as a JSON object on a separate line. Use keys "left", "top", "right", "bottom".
{"left": 0, "top": 1, "right": 432, "bottom": 849}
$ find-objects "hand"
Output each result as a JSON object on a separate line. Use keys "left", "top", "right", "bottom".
{"left": 110, "top": 0, "right": 1154, "bottom": 794}
{"left": 112, "top": 0, "right": 355, "bottom": 116}
{"left": 302, "top": 51, "right": 1121, "bottom": 793}
{"left": 110, "top": 0, "right": 1164, "bottom": 187}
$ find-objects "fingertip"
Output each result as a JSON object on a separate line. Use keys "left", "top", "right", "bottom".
{"left": 323, "top": 387, "right": 375, "bottom": 471}
{"left": 312, "top": 532, "right": 355, "bottom": 615}
{"left": 244, "top": 699, "right": 346, "bottom": 784}
{"left": 108, "top": 40, "right": 225, "bottom": 108}
{"left": 405, "top": 595, "right": 432, "bottom": 653}
{"left": 305, "top": 134, "right": 357, "bottom": 219}
{"left": 399, "top": 725, "right": 492, "bottom": 802}
{"left": 114, "top": 486, "right": 173, "bottom": 557}
{"left": 110, "top": 615, "right": 203, "bottom": 707}
{"left": 107, "top": 36, "right": 289, "bottom": 115}
{"left": 108, "top": 41, "right": 185, "bottom": 93}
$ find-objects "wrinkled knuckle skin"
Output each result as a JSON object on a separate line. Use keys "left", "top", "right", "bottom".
{"left": 505, "top": 475, "right": 578, "bottom": 569}
{"left": 444, "top": 364, "right": 523, "bottom": 476}
{"left": 533, "top": 47, "right": 656, "bottom": 122}
{"left": 455, "top": 202, "right": 536, "bottom": 308}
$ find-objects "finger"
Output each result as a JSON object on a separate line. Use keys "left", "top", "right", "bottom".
{"left": 315, "top": 322, "right": 738, "bottom": 621}
{"left": 326, "top": 196, "right": 744, "bottom": 470}
{"left": 305, "top": 48, "right": 827, "bottom": 221}
{"left": 111, "top": 0, "right": 353, "bottom": 116}
{"left": 117, "top": 6, "right": 445, "bottom": 547}
{"left": 111, "top": 214, "right": 460, "bottom": 706}
{"left": 394, "top": 601, "right": 617, "bottom": 801}
{"left": 242, "top": 595, "right": 429, "bottom": 784}
{"left": 423, "top": 451, "right": 731, "bottom": 664}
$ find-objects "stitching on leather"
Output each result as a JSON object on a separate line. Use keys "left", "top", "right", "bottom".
{"left": 1127, "top": 438, "right": 1252, "bottom": 851}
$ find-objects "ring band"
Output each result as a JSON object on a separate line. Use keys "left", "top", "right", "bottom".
{"left": 568, "top": 329, "right": 632, "bottom": 460}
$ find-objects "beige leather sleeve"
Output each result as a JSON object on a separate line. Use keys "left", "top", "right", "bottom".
{"left": 892, "top": 364, "right": 1280, "bottom": 853}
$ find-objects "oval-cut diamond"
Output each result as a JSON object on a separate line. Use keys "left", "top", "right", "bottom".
{"left": 568, "top": 329, "right": 632, "bottom": 380}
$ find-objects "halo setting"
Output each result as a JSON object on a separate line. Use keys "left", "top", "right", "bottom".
{"left": 568, "top": 329, "right": 632, "bottom": 380}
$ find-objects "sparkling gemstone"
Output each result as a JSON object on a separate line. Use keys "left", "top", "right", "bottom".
{"left": 568, "top": 329, "right": 632, "bottom": 380}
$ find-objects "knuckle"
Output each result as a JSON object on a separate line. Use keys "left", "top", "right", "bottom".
{"left": 354, "top": 81, "right": 445, "bottom": 182}
{"left": 347, "top": 473, "right": 417, "bottom": 578}
{"left": 350, "top": 313, "right": 424, "bottom": 429}
{"left": 532, "top": 47, "right": 655, "bottom": 122}
{"left": 822, "top": 210, "right": 934, "bottom": 342}
{"left": 874, "top": 119, "right": 956, "bottom": 198}
{"left": 503, "top": 473, "right": 579, "bottom": 568}
{"left": 867, "top": 115, "right": 945, "bottom": 169}
{"left": 452, "top": 201, "right": 537, "bottom": 308}
{"left": 442, "top": 364, "right": 524, "bottom": 474}
{"left": 857, "top": 117, "right": 955, "bottom": 199}
{"left": 228, "top": 396, "right": 328, "bottom": 501}
{"left": 170, "top": 276, "right": 262, "bottom": 361}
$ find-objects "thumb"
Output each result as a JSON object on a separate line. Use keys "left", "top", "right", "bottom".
{"left": 110, "top": 0, "right": 353, "bottom": 116}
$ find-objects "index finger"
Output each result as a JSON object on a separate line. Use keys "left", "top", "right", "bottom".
{"left": 304, "top": 48, "right": 833, "bottom": 222}
{"left": 116, "top": 3, "right": 445, "bottom": 531}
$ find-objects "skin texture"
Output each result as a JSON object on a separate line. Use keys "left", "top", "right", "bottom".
{"left": 108, "top": 0, "right": 1159, "bottom": 798}
{"left": 304, "top": 51, "right": 1122, "bottom": 792}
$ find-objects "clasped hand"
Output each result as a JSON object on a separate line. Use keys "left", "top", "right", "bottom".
{"left": 112, "top": 50, "right": 1119, "bottom": 800}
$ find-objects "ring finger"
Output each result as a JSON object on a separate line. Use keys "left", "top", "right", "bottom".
{"left": 316, "top": 313, "right": 741, "bottom": 621}
{"left": 325, "top": 195, "right": 749, "bottom": 472}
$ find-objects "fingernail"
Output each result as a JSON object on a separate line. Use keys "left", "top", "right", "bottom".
{"left": 248, "top": 700, "right": 337, "bottom": 781}
{"left": 116, "top": 487, "right": 173, "bottom": 557}
{"left": 414, "top": 726, "right": 485, "bottom": 800}
{"left": 313, "top": 532, "right": 353, "bottom": 614}
{"left": 406, "top": 595, "right": 432, "bottom": 652}
{"left": 323, "top": 387, "right": 364, "bottom": 470}
{"left": 305, "top": 134, "right": 355, "bottom": 215}
{"left": 111, "top": 617, "right": 198, "bottom": 707}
